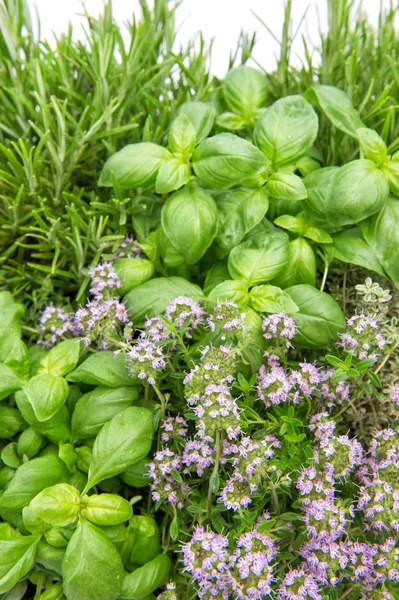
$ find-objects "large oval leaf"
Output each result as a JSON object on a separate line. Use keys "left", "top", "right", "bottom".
{"left": 333, "top": 227, "right": 386, "bottom": 276}
{"left": 0, "top": 534, "right": 40, "bottom": 594}
{"left": 114, "top": 258, "right": 154, "bottom": 295}
{"left": 66, "top": 352, "right": 134, "bottom": 387}
{"left": 178, "top": 101, "right": 216, "bottom": 144}
{"left": 161, "top": 185, "right": 218, "bottom": 264}
{"left": 62, "top": 518, "right": 124, "bottom": 600}
{"left": 83, "top": 406, "right": 153, "bottom": 493}
{"left": 23, "top": 373, "right": 69, "bottom": 422}
{"left": 272, "top": 238, "right": 317, "bottom": 288}
{"left": 98, "top": 143, "right": 171, "bottom": 189}
{"left": 305, "top": 85, "right": 364, "bottom": 137}
{"left": 223, "top": 66, "right": 267, "bottom": 117}
{"left": 286, "top": 284, "right": 345, "bottom": 349}
{"left": 124, "top": 277, "right": 203, "bottom": 327}
{"left": 253, "top": 95, "right": 318, "bottom": 168}
{"left": 192, "top": 133, "right": 267, "bottom": 189}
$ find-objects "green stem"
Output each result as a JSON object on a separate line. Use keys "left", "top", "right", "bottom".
{"left": 207, "top": 430, "right": 222, "bottom": 519}
{"left": 320, "top": 258, "right": 329, "bottom": 292}
{"left": 374, "top": 340, "right": 399, "bottom": 374}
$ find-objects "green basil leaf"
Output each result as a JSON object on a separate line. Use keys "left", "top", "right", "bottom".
{"left": 0, "top": 292, "right": 24, "bottom": 365}
{"left": 75, "top": 447, "right": 92, "bottom": 474}
{"left": 15, "top": 391, "right": 71, "bottom": 445}
{"left": 178, "top": 101, "right": 216, "bottom": 144}
{"left": 67, "top": 352, "right": 134, "bottom": 387}
{"left": 207, "top": 280, "right": 249, "bottom": 309}
{"left": 58, "top": 443, "right": 77, "bottom": 473}
{"left": 203, "top": 262, "right": 231, "bottom": 295}
{"left": 215, "top": 187, "right": 269, "bottom": 251}
{"left": 193, "top": 133, "right": 267, "bottom": 189}
{"left": 305, "top": 85, "right": 364, "bottom": 137}
{"left": 22, "top": 505, "right": 52, "bottom": 535}
{"left": 253, "top": 95, "right": 318, "bottom": 168}
{"left": 37, "top": 340, "right": 81, "bottom": 378}
{"left": 267, "top": 172, "right": 307, "bottom": 200}
{"left": 114, "top": 258, "right": 154, "bottom": 295}
{"left": 156, "top": 227, "right": 186, "bottom": 268}
{"left": 0, "top": 467, "right": 16, "bottom": 490}
{"left": 357, "top": 128, "right": 388, "bottom": 165}
{"left": 272, "top": 238, "right": 317, "bottom": 288}
{"left": 83, "top": 406, "right": 153, "bottom": 493}
{"left": 0, "top": 406, "right": 24, "bottom": 438}
{"left": 124, "top": 277, "right": 203, "bottom": 327}
{"left": 382, "top": 151, "right": 399, "bottom": 196}
{"left": 216, "top": 112, "right": 247, "bottom": 131}
{"left": 228, "top": 227, "right": 290, "bottom": 287}
{"left": 161, "top": 185, "right": 218, "bottom": 264}
{"left": 37, "top": 582, "right": 64, "bottom": 600}
{"left": 81, "top": 494, "right": 132, "bottom": 526}
{"left": 303, "top": 226, "right": 333, "bottom": 244}
{"left": 302, "top": 166, "right": 339, "bottom": 229}
{"left": 23, "top": 373, "right": 69, "bottom": 422}
{"left": 98, "top": 143, "right": 171, "bottom": 189}
{"left": 120, "top": 457, "right": 149, "bottom": 488}
{"left": 29, "top": 483, "right": 80, "bottom": 527}
{"left": 0, "top": 456, "right": 68, "bottom": 513}
{"left": 248, "top": 285, "right": 299, "bottom": 313}
{"left": 223, "top": 66, "right": 267, "bottom": 117}
{"left": 0, "top": 534, "right": 40, "bottom": 594}
{"left": 17, "top": 428, "right": 44, "bottom": 460}
{"left": 0, "top": 364, "right": 23, "bottom": 401}
{"left": 333, "top": 227, "right": 386, "bottom": 276}
{"left": 71, "top": 386, "right": 139, "bottom": 442}
{"left": 127, "top": 516, "right": 160, "bottom": 568}
{"left": 304, "top": 161, "right": 389, "bottom": 229}
{"left": 35, "top": 540, "right": 65, "bottom": 575}
{"left": 362, "top": 197, "right": 399, "bottom": 287}
{"left": 168, "top": 113, "right": 196, "bottom": 158}
{"left": 274, "top": 214, "right": 305, "bottom": 235}
{"left": 296, "top": 155, "right": 321, "bottom": 177}
{"left": 286, "top": 284, "right": 346, "bottom": 349}
{"left": 1, "top": 443, "right": 21, "bottom": 468}
{"left": 62, "top": 518, "right": 124, "bottom": 600}
{"left": 155, "top": 158, "right": 191, "bottom": 194}
{"left": 120, "top": 554, "right": 171, "bottom": 600}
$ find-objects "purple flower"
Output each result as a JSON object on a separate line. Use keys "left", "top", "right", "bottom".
{"left": 148, "top": 448, "right": 190, "bottom": 509}
{"left": 161, "top": 415, "right": 189, "bottom": 444}
{"left": 116, "top": 235, "right": 143, "bottom": 259}
{"left": 337, "top": 314, "right": 385, "bottom": 361}
{"left": 157, "top": 581, "right": 179, "bottom": 600}
{"left": 127, "top": 336, "right": 167, "bottom": 385}
{"left": 391, "top": 387, "right": 399, "bottom": 407}
{"left": 88, "top": 261, "right": 122, "bottom": 300}
{"left": 303, "top": 498, "right": 349, "bottom": 542}
{"left": 278, "top": 568, "right": 322, "bottom": 600}
{"left": 207, "top": 302, "right": 246, "bottom": 341}
{"left": 262, "top": 313, "right": 296, "bottom": 346}
{"left": 229, "top": 530, "right": 277, "bottom": 599}
{"left": 39, "top": 306, "right": 74, "bottom": 347}
{"left": 74, "top": 299, "right": 131, "bottom": 349}
{"left": 189, "top": 382, "right": 241, "bottom": 441}
{"left": 182, "top": 438, "right": 215, "bottom": 476}
{"left": 257, "top": 364, "right": 297, "bottom": 407}
{"left": 165, "top": 296, "right": 205, "bottom": 336}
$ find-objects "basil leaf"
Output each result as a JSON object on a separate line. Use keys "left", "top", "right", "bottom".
{"left": 1, "top": 443, "right": 21, "bottom": 469}
{"left": 248, "top": 285, "right": 299, "bottom": 314}
{"left": 62, "top": 518, "right": 124, "bottom": 600}
{"left": 156, "top": 226, "right": 186, "bottom": 268}
{"left": 98, "top": 143, "right": 171, "bottom": 189}
{"left": 23, "top": 505, "right": 52, "bottom": 535}
{"left": 114, "top": 258, "right": 154, "bottom": 295}
{"left": 362, "top": 197, "right": 399, "bottom": 287}
{"left": 83, "top": 406, "right": 153, "bottom": 493}
{"left": 124, "top": 277, "right": 203, "bottom": 327}
{"left": 215, "top": 187, "right": 269, "bottom": 251}
{"left": 155, "top": 158, "right": 191, "bottom": 194}
{"left": 0, "top": 364, "right": 23, "bottom": 401}
{"left": 193, "top": 133, "right": 267, "bottom": 189}
{"left": 304, "top": 161, "right": 389, "bottom": 229}
{"left": 382, "top": 151, "right": 399, "bottom": 196}
{"left": 0, "top": 406, "right": 24, "bottom": 439}
{"left": 305, "top": 85, "right": 364, "bottom": 137}
{"left": 207, "top": 280, "right": 249, "bottom": 309}
{"left": 216, "top": 112, "right": 247, "bottom": 131}
{"left": 272, "top": 238, "right": 317, "bottom": 288}
{"left": 203, "top": 262, "right": 231, "bottom": 295}
{"left": 23, "top": 373, "right": 69, "bottom": 422}
{"left": 267, "top": 172, "right": 307, "bottom": 200}
{"left": 168, "top": 113, "right": 196, "bottom": 158}
{"left": 17, "top": 428, "right": 44, "bottom": 460}
{"left": 0, "top": 456, "right": 68, "bottom": 513}
{"left": 81, "top": 494, "right": 132, "bottom": 526}
{"left": 161, "top": 185, "right": 218, "bottom": 264}
{"left": 253, "top": 95, "right": 318, "bottom": 168}
{"left": 15, "top": 391, "right": 71, "bottom": 445}
{"left": 71, "top": 386, "right": 139, "bottom": 442}
{"left": 303, "top": 166, "right": 340, "bottom": 229}
{"left": 357, "top": 127, "right": 388, "bottom": 166}
{"left": 0, "top": 534, "right": 40, "bottom": 594}
{"left": 274, "top": 214, "right": 304, "bottom": 235}
{"left": 120, "top": 554, "right": 171, "bottom": 600}
{"left": 127, "top": 516, "right": 160, "bottom": 568}
{"left": 37, "top": 340, "right": 81, "bottom": 378}
{"left": 36, "top": 540, "right": 65, "bottom": 575}
{"left": 0, "top": 292, "right": 24, "bottom": 364}
{"left": 178, "top": 101, "right": 216, "bottom": 144}
{"left": 223, "top": 66, "right": 267, "bottom": 118}
{"left": 67, "top": 352, "right": 134, "bottom": 387}
{"left": 37, "top": 582, "right": 63, "bottom": 599}
{"left": 121, "top": 457, "right": 150, "bottom": 488}
{"left": 228, "top": 227, "right": 290, "bottom": 287}
{"left": 333, "top": 227, "right": 386, "bottom": 276}
{"left": 29, "top": 483, "right": 80, "bottom": 527}
{"left": 286, "top": 284, "right": 346, "bottom": 349}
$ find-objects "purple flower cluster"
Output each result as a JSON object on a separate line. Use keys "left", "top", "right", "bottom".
{"left": 182, "top": 438, "right": 215, "bottom": 477}
{"left": 219, "top": 435, "right": 281, "bottom": 511}
{"left": 74, "top": 299, "right": 131, "bottom": 349}
{"left": 181, "top": 525, "right": 277, "bottom": 600}
{"left": 116, "top": 235, "right": 143, "bottom": 259}
{"left": 127, "top": 337, "right": 167, "bottom": 385}
{"left": 165, "top": 296, "right": 205, "bottom": 337}
{"left": 262, "top": 313, "right": 296, "bottom": 348}
{"left": 338, "top": 314, "right": 386, "bottom": 360}
{"left": 157, "top": 582, "right": 179, "bottom": 600}
{"left": 147, "top": 448, "right": 191, "bottom": 509}
{"left": 88, "top": 261, "right": 122, "bottom": 300}
{"left": 188, "top": 382, "right": 241, "bottom": 441}
{"left": 160, "top": 415, "right": 188, "bottom": 444}
{"left": 184, "top": 345, "right": 236, "bottom": 404}
{"left": 207, "top": 302, "right": 246, "bottom": 341}
{"left": 39, "top": 306, "right": 75, "bottom": 347}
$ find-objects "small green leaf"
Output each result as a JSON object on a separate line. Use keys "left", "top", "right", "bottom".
{"left": 23, "top": 373, "right": 69, "bottom": 422}
{"left": 168, "top": 113, "right": 196, "bottom": 158}
{"left": 81, "top": 494, "right": 132, "bottom": 526}
{"left": 155, "top": 158, "right": 191, "bottom": 194}
{"left": 29, "top": 483, "right": 80, "bottom": 527}
{"left": 267, "top": 172, "right": 308, "bottom": 200}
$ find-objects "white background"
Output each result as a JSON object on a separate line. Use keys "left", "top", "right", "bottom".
{"left": 32, "top": 0, "right": 393, "bottom": 77}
